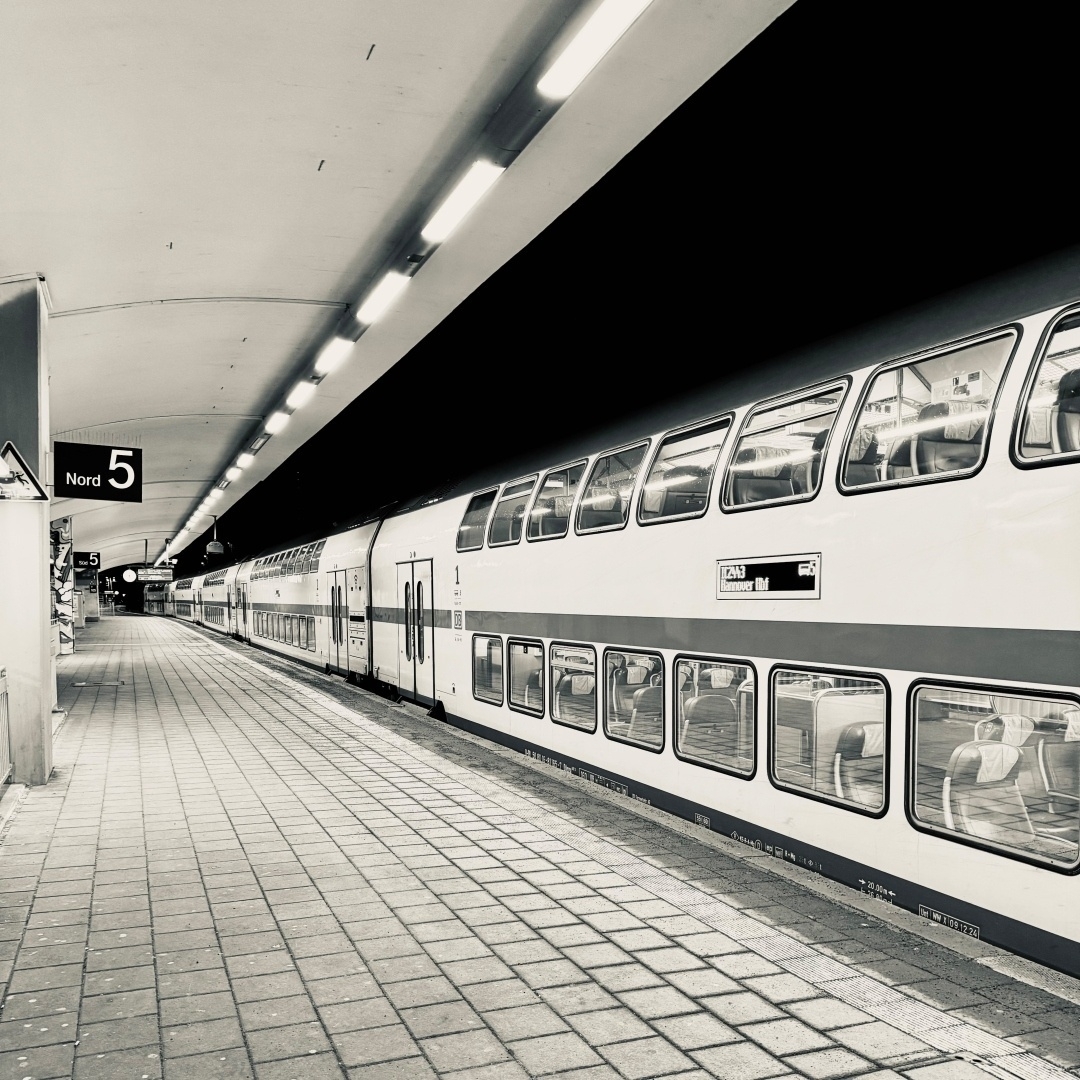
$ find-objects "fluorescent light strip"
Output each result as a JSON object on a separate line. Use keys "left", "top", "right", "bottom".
{"left": 421, "top": 161, "right": 506, "bottom": 243}
{"left": 286, "top": 381, "right": 317, "bottom": 410}
{"left": 264, "top": 411, "right": 290, "bottom": 435}
{"left": 356, "top": 271, "right": 411, "bottom": 325}
{"left": 538, "top": 0, "right": 654, "bottom": 99}
{"left": 314, "top": 337, "right": 355, "bottom": 376}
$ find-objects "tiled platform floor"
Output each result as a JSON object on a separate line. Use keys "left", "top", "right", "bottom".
{"left": 0, "top": 617, "right": 1078, "bottom": 1080}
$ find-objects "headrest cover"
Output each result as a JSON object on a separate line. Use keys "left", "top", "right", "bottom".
{"left": 570, "top": 674, "right": 594, "bottom": 695}
{"left": 861, "top": 723, "right": 885, "bottom": 757}
{"left": 738, "top": 445, "right": 789, "bottom": 478}
{"left": 708, "top": 668, "right": 735, "bottom": 689}
{"left": 971, "top": 742, "right": 1021, "bottom": 783}
{"left": 848, "top": 426, "right": 878, "bottom": 463}
{"left": 640, "top": 489, "right": 663, "bottom": 514}
{"left": 625, "top": 665, "right": 649, "bottom": 685}
{"left": 1063, "top": 708, "right": 1080, "bottom": 742}
{"left": 918, "top": 400, "right": 984, "bottom": 441}
{"left": 997, "top": 714, "right": 1035, "bottom": 745}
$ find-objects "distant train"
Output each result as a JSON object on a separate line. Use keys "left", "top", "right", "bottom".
{"left": 159, "top": 287, "right": 1080, "bottom": 977}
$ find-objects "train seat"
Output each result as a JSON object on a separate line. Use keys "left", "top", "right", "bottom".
{"left": 885, "top": 435, "right": 914, "bottom": 480}
{"left": 911, "top": 401, "right": 985, "bottom": 475}
{"left": 578, "top": 491, "right": 625, "bottom": 531}
{"left": 612, "top": 663, "right": 651, "bottom": 717}
{"left": 627, "top": 685, "right": 663, "bottom": 745}
{"left": 833, "top": 722, "right": 885, "bottom": 807}
{"left": 793, "top": 428, "right": 831, "bottom": 493}
{"left": 1036, "top": 710, "right": 1080, "bottom": 818}
{"left": 730, "top": 445, "right": 796, "bottom": 505}
{"left": 555, "top": 673, "right": 595, "bottom": 724}
{"left": 681, "top": 694, "right": 738, "bottom": 756}
{"left": 1051, "top": 367, "right": 1080, "bottom": 453}
{"left": 845, "top": 426, "right": 881, "bottom": 486}
{"left": 943, "top": 740, "right": 1035, "bottom": 845}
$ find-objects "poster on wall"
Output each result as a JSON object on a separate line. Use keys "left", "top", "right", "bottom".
{"left": 50, "top": 516, "right": 74, "bottom": 654}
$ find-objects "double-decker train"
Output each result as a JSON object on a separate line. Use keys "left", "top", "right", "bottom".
{"left": 161, "top": 270, "right": 1080, "bottom": 977}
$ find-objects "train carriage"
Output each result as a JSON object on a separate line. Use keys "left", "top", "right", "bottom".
{"left": 159, "top": 290, "right": 1080, "bottom": 977}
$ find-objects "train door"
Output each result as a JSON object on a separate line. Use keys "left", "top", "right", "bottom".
{"left": 326, "top": 570, "right": 347, "bottom": 672}
{"left": 238, "top": 583, "right": 249, "bottom": 638}
{"left": 397, "top": 560, "right": 434, "bottom": 704}
{"left": 346, "top": 567, "right": 366, "bottom": 675}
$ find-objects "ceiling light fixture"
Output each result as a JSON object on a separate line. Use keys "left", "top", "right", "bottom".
{"left": 264, "top": 411, "right": 290, "bottom": 435}
{"left": 421, "top": 160, "right": 507, "bottom": 243}
{"left": 537, "top": 0, "right": 654, "bottom": 99}
{"left": 225, "top": 466, "right": 242, "bottom": 482}
{"left": 236, "top": 453, "right": 255, "bottom": 469}
{"left": 314, "top": 337, "right": 355, "bottom": 376}
{"left": 356, "top": 271, "right": 411, "bottom": 325}
{"left": 286, "top": 381, "right": 317, "bottom": 410}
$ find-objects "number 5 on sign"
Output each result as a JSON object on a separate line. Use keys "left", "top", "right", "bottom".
{"left": 108, "top": 449, "right": 135, "bottom": 489}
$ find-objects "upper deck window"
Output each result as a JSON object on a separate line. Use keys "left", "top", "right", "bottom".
{"left": 638, "top": 416, "right": 731, "bottom": 524}
{"left": 1017, "top": 311, "right": 1080, "bottom": 465}
{"left": 842, "top": 331, "right": 1016, "bottom": 490}
{"left": 722, "top": 384, "right": 846, "bottom": 510}
{"left": 576, "top": 442, "right": 649, "bottom": 533}
{"left": 488, "top": 478, "right": 537, "bottom": 547}
{"left": 456, "top": 490, "right": 497, "bottom": 552}
{"left": 527, "top": 463, "right": 586, "bottom": 541}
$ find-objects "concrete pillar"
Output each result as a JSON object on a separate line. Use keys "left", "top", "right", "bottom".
{"left": 0, "top": 274, "right": 54, "bottom": 785}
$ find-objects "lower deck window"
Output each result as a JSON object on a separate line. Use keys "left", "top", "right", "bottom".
{"left": 605, "top": 650, "right": 663, "bottom": 750}
{"left": 675, "top": 658, "right": 754, "bottom": 775}
{"left": 912, "top": 684, "right": 1080, "bottom": 868}
{"left": 473, "top": 635, "right": 503, "bottom": 705}
{"left": 771, "top": 669, "right": 886, "bottom": 812}
{"left": 508, "top": 640, "right": 544, "bottom": 715}
{"left": 551, "top": 644, "right": 597, "bottom": 731}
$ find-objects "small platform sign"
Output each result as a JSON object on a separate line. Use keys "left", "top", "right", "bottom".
{"left": 716, "top": 552, "right": 821, "bottom": 600}
{"left": 137, "top": 567, "right": 173, "bottom": 582}
{"left": 54, "top": 442, "right": 142, "bottom": 503}
{"left": 74, "top": 551, "right": 101, "bottom": 570}
{"left": 0, "top": 441, "right": 48, "bottom": 501}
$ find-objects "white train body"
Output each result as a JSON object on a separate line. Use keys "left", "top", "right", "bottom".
{"left": 165, "top": 296, "right": 1080, "bottom": 976}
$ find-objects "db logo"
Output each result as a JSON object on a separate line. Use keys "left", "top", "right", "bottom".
{"left": 453, "top": 611, "right": 463, "bottom": 629}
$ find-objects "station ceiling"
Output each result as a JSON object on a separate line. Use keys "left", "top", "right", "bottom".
{"left": 0, "top": 0, "right": 790, "bottom": 571}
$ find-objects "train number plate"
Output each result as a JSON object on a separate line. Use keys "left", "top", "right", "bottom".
{"left": 716, "top": 553, "right": 821, "bottom": 600}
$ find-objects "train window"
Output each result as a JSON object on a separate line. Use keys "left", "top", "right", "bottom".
{"left": 508, "top": 640, "right": 545, "bottom": 716}
{"left": 639, "top": 417, "right": 732, "bottom": 524}
{"left": 473, "top": 635, "right": 504, "bottom": 705}
{"left": 285, "top": 616, "right": 294, "bottom": 646}
{"left": 723, "top": 383, "right": 846, "bottom": 510}
{"left": 605, "top": 650, "right": 664, "bottom": 750}
{"left": 577, "top": 443, "right": 649, "bottom": 533}
{"left": 298, "top": 543, "right": 315, "bottom": 574}
{"left": 843, "top": 331, "right": 1016, "bottom": 490}
{"left": 771, "top": 668, "right": 887, "bottom": 813}
{"left": 1017, "top": 311, "right": 1080, "bottom": 464}
{"left": 527, "top": 462, "right": 586, "bottom": 541}
{"left": 488, "top": 477, "right": 538, "bottom": 547}
{"left": 307, "top": 616, "right": 316, "bottom": 650}
{"left": 457, "top": 490, "right": 498, "bottom": 552}
{"left": 298, "top": 617, "right": 307, "bottom": 649}
{"left": 675, "top": 658, "right": 755, "bottom": 776}
{"left": 308, "top": 540, "right": 327, "bottom": 574}
{"left": 551, "top": 644, "right": 597, "bottom": 732}
{"left": 911, "top": 684, "right": 1080, "bottom": 869}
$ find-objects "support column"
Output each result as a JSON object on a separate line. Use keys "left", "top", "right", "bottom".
{"left": 0, "top": 274, "right": 54, "bottom": 785}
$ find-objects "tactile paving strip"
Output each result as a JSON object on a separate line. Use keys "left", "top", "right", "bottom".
{"left": 207, "top": 632, "right": 1074, "bottom": 1080}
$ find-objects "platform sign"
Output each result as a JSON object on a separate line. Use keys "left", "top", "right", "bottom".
{"left": 136, "top": 567, "right": 173, "bottom": 582}
{"left": 73, "top": 551, "right": 100, "bottom": 570}
{"left": 53, "top": 442, "right": 142, "bottom": 503}
{"left": 716, "top": 552, "right": 821, "bottom": 600}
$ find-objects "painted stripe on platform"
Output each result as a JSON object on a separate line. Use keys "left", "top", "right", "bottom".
{"left": 186, "top": 623, "right": 1075, "bottom": 1080}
